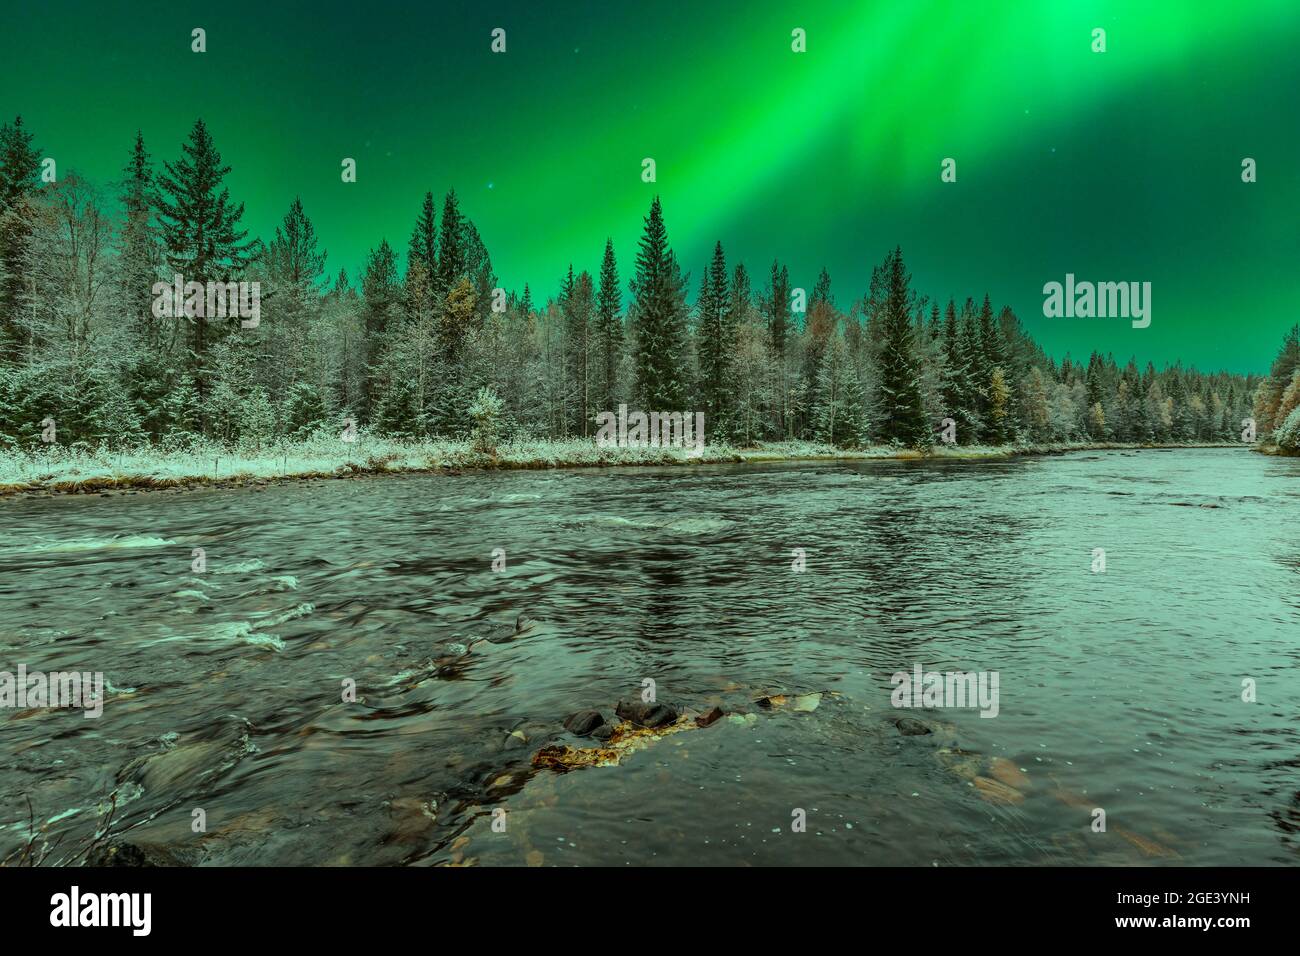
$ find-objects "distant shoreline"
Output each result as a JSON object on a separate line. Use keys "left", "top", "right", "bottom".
{"left": 0, "top": 439, "right": 1262, "bottom": 501}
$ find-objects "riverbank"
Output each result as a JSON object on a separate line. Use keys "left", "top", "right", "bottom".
{"left": 0, "top": 436, "right": 1248, "bottom": 499}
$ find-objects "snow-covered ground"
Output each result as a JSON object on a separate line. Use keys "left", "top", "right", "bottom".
{"left": 0, "top": 435, "right": 1246, "bottom": 496}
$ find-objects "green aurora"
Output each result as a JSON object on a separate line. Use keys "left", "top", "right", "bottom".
{"left": 3, "top": 0, "right": 1297, "bottom": 372}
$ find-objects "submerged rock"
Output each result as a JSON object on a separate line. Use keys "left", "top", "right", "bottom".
{"left": 87, "top": 841, "right": 197, "bottom": 867}
{"left": 754, "top": 693, "right": 822, "bottom": 712}
{"left": 117, "top": 716, "right": 253, "bottom": 793}
{"left": 972, "top": 776, "right": 1024, "bottom": 806}
{"left": 535, "top": 690, "right": 824, "bottom": 774}
{"left": 614, "top": 700, "right": 680, "bottom": 728}
{"left": 890, "top": 716, "right": 933, "bottom": 736}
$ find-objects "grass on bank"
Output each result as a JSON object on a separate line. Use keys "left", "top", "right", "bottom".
{"left": 0, "top": 432, "right": 1257, "bottom": 497}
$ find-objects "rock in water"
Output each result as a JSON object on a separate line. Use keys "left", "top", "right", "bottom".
{"left": 562, "top": 710, "right": 609, "bottom": 737}
{"left": 890, "top": 716, "right": 933, "bottom": 736}
{"left": 614, "top": 700, "right": 680, "bottom": 728}
{"left": 696, "top": 706, "right": 725, "bottom": 727}
{"left": 973, "top": 776, "right": 1025, "bottom": 806}
{"left": 87, "top": 841, "right": 197, "bottom": 867}
{"left": 117, "top": 715, "right": 252, "bottom": 793}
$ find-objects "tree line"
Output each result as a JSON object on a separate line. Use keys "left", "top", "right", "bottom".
{"left": 0, "top": 115, "right": 1282, "bottom": 453}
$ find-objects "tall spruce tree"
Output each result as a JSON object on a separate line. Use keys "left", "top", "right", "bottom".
{"left": 265, "top": 197, "right": 327, "bottom": 398}
{"left": 594, "top": 238, "right": 622, "bottom": 412}
{"left": 156, "top": 119, "right": 257, "bottom": 425}
{"left": 0, "top": 116, "right": 42, "bottom": 360}
{"left": 630, "top": 196, "right": 688, "bottom": 410}
{"left": 939, "top": 299, "right": 977, "bottom": 442}
{"left": 697, "top": 240, "right": 731, "bottom": 423}
{"left": 435, "top": 188, "right": 465, "bottom": 300}
{"left": 360, "top": 239, "right": 399, "bottom": 419}
{"left": 767, "top": 260, "right": 790, "bottom": 355}
{"left": 875, "top": 247, "right": 928, "bottom": 445}
{"left": 117, "top": 132, "right": 161, "bottom": 348}
{"left": 408, "top": 191, "right": 438, "bottom": 279}
{"left": 565, "top": 270, "right": 595, "bottom": 434}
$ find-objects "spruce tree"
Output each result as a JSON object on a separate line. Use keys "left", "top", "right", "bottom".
{"left": 462, "top": 218, "right": 494, "bottom": 323}
{"left": 360, "top": 239, "right": 400, "bottom": 418}
{"left": 405, "top": 191, "right": 438, "bottom": 316}
{"left": 722, "top": 262, "right": 751, "bottom": 442}
{"left": 960, "top": 303, "right": 988, "bottom": 437}
{"left": 812, "top": 328, "right": 867, "bottom": 447}
{"left": 767, "top": 260, "right": 790, "bottom": 354}
{"left": 594, "top": 238, "right": 622, "bottom": 413}
{"left": 156, "top": 118, "right": 257, "bottom": 425}
{"left": 435, "top": 188, "right": 465, "bottom": 300}
{"left": 265, "top": 197, "right": 327, "bottom": 397}
{"left": 117, "top": 132, "right": 161, "bottom": 350}
{"left": 697, "top": 240, "right": 731, "bottom": 423}
{"left": 874, "top": 247, "right": 928, "bottom": 446}
{"left": 408, "top": 191, "right": 438, "bottom": 279}
{"left": 630, "top": 196, "right": 688, "bottom": 410}
{"left": 938, "top": 299, "right": 976, "bottom": 442}
{"left": 0, "top": 116, "right": 41, "bottom": 361}
{"left": 564, "top": 270, "right": 594, "bottom": 435}
{"left": 812, "top": 267, "right": 833, "bottom": 307}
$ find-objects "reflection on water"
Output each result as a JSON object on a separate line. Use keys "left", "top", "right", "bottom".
{"left": 1, "top": 448, "right": 1297, "bottom": 865}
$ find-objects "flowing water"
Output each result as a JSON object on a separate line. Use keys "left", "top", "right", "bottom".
{"left": 1, "top": 447, "right": 1297, "bottom": 866}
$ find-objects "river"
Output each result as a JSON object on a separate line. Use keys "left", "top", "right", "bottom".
{"left": 1, "top": 447, "right": 1297, "bottom": 866}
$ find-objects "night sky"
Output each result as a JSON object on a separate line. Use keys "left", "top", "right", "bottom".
{"left": 3, "top": 0, "right": 1297, "bottom": 372}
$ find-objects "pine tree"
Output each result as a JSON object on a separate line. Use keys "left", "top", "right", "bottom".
{"left": 156, "top": 119, "right": 258, "bottom": 427}
{"left": 1022, "top": 366, "right": 1052, "bottom": 441}
{"left": 117, "top": 131, "right": 160, "bottom": 346}
{"left": 874, "top": 247, "right": 928, "bottom": 446}
{"left": 594, "top": 238, "right": 622, "bottom": 413}
{"left": 0, "top": 115, "right": 42, "bottom": 360}
{"left": 696, "top": 240, "right": 731, "bottom": 423}
{"left": 986, "top": 366, "right": 1011, "bottom": 443}
{"left": 408, "top": 191, "right": 438, "bottom": 279}
{"left": 428, "top": 276, "right": 478, "bottom": 434}
{"left": 975, "top": 294, "right": 1015, "bottom": 441}
{"left": 630, "top": 196, "right": 688, "bottom": 410}
{"left": 812, "top": 267, "right": 832, "bottom": 307}
{"left": 1084, "top": 353, "right": 1107, "bottom": 438}
{"left": 1254, "top": 324, "right": 1300, "bottom": 433}
{"left": 938, "top": 299, "right": 977, "bottom": 442}
{"left": 724, "top": 262, "right": 754, "bottom": 442}
{"left": 405, "top": 191, "right": 438, "bottom": 317}
{"left": 564, "top": 270, "right": 594, "bottom": 435}
{"left": 960, "top": 302, "right": 988, "bottom": 437}
{"left": 265, "top": 197, "right": 327, "bottom": 398}
{"left": 462, "top": 218, "right": 494, "bottom": 324}
{"left": 767, "top": 260, "right": 790, "bottom": 355}
{"left": 812, "top": 328, "right": 867, "bottom": 447}
{"left": 360, "top": 239, "right": 399, "bottom": 419}
{"left": 1167, "top": 370, "right": 1193, "bottom": 441}
{"left": 435, "top": 188, "right": 465, "bottom": 300}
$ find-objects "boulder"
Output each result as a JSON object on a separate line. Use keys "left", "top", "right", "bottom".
{"left": 86, "top": 841, "right": 197, "bottom": 867}
{"left": 890, "top": 716, "right": 932, "bottom": 736}
{"left": 696, "top": 706, "right": 725, "bottom": 728}
{"left": 614, "top": 700, "right": 680, "bottom": 728}
{"left": 562, "top": 709, "right": 609, "bottom": 737}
